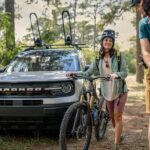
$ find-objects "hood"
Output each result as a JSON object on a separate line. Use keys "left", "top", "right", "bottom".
{"left": 0, "top": 71, "right": 71, "bottom": 83}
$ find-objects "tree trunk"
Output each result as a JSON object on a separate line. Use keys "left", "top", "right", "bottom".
{"left": 5, "top": 0, "right": 15, "bottom": 50}
{"left": 136, "top": 10, "right": 144, "bottom": 83}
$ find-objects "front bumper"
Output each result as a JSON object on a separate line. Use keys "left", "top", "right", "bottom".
{"left": 0, "top": 102, "right": 75, "bottom": 129}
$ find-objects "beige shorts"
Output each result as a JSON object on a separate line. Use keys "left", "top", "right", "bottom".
{"left": 146, "top": 70, "right": 150, "bottom": 113}
{"left": 105, "top": 92, "right": 127, "bottom": 113}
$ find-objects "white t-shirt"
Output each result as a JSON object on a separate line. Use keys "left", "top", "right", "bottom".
{"left": 101, "top": 59, "right": 118, "bottom": 101}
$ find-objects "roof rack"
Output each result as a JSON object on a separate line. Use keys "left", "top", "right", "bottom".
{"left": 61, "top": 10, "right": 86, "bottom": 49}
{"left": 23, "top": 11, "right": 86, "bottom": 51}
{"left": 62, "top": 10, "right": 72, "bottom": 45}
{"left": 29, "top": 12, "right": 43, "bottom": 47}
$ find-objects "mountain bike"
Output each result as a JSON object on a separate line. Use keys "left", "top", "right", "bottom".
{"left": 59, "top": 75, "right": 111, "bottom": 150}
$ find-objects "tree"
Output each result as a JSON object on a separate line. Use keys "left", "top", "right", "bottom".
{"left": 130, "top": 7, "right": 144, "bottom": 83}
{"left": 5, "top": 0, "right": 15, "bottom": 50}
{"left": 78, "top": 0, "right": 129, "bottom": 51}
{"left": 76, "top": 21, "right": 93, "bottom": 44}
{"left": 24, "top": 0, "right": 129, "bottom": 49}
{"left": 0, "top": 13, "right": 10, "bottom": 50}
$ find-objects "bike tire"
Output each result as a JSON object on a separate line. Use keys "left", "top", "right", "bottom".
{"left": 59, "top": 102, "right": 92, "bottom": 150}
{"left": 95, "top": 111, "right": 108, "bottom": 140}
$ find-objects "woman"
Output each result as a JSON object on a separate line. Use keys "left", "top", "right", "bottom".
{"left": 67, "top": 29, "right": 128, "bottom": 150}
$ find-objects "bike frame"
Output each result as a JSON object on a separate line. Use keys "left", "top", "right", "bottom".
{"left": 80, "top": 79, "right": 99, "bottom": 110}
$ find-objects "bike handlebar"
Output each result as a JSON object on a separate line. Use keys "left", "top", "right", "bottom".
{"left": 70, "top": 74, "right": 121, "bottom": 81}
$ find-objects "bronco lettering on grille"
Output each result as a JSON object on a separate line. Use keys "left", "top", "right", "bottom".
{"left": 0, "top": 87, "right": 62, "bottom": 92}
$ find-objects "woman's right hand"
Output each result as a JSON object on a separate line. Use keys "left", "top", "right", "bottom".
{"left": 66, "top": 72, "right": 77, "bottom": 77}
{"left": 109, "top": 73, "right": 118, "bottom": 80}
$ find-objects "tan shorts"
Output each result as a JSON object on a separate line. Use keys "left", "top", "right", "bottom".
{"left": 105, "top": 92, "right": 127, "bottom": 113}
{"left": 146, "top": 70, "right": 150, "bottom": 113}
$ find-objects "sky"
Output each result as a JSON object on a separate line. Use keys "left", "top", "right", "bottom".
{"left": 14, "top": 0, "right": 135, "bottom": 50}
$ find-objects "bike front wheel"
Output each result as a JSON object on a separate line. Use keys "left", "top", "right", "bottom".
{"left": 59, "top": 102, "right": 92, "bottom": 150}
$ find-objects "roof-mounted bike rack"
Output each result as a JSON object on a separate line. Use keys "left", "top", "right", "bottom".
{"left": 29, "top": 12, "right": 42, "bottom": 47}
{"left": 62, "top": 10, "right": 73, "bottom": 46}
{"left": 22, "top": 11, "right": 86, "bottom": 51}
{"left": 61, "top": 10, "right": 85, "bottom": 49}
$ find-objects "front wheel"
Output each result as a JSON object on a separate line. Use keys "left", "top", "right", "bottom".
{"left": 59, "top": 102, "right": 92, "bottom": 150}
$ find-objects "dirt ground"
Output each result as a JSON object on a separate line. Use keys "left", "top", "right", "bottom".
{"left": 49, "top": 75, "right": 149, "bottom": 150}
{"left": 88, "top": 75, "right": 149, "bottom": 150}
{"left": 0, "top": 75, "right": 148, "bottom": 150}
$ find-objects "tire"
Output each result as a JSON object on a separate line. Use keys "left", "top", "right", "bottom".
{"left": 95, "top": 111, "right": 109, "bottom": 140}
{"left": 59, "top": 102, "right": 92, "bottom": 150}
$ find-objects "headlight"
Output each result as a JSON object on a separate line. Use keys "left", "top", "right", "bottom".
{"left": 61, "top": 82, "right": 73, "bottom": 94}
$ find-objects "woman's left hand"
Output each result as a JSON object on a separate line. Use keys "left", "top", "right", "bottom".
{"left": 109, "top": 73, "right": 118, "bottom": 80}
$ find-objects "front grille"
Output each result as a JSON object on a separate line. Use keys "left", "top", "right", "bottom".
{"left": 0, "top": 81, "right": 75, "bottom": 98}
{"left": 0, "top": 100, "right": 13, "bottom": 106}
{"left": 23, "top": 100, "right": 43, "bottom": 106}
{"left": 0, "top": 100, "right": 43, "bottom": 106}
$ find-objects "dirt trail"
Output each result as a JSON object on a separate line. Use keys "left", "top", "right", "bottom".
{"left": 49, "top": 75, "right": 149, "bottom": 150}
{"left": 88, "top": 75, "right": 148, "bottom": 150}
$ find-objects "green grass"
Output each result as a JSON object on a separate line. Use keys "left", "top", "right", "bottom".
{"left": 0, "top": 134, "right": 58, "bottom": 150}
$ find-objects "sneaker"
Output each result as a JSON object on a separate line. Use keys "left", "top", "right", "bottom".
{"left": 113, "top": 144, "right": 120, "bottom": 150}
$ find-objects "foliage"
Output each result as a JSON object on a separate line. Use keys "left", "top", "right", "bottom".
{"left": 82, "top": 48, "right": 98, "bottom": 64}
{"left": 124, "top": 49, "right": 136, "bottom": 74}
{"left": 0, "top": 45, "right": 22, "bottom": 67}
{"left": 24, "top": 17, "right": 61, "bottom": 44}
{"left": 22, "top": 0, "right": 130, "bottom": 47}
{"left": 0, "top": 12, "right": 14, "bottom": 52}
{"left": 81, "top": 46, "right": 136, "bottom": 74}
{"left": 0, "top": 0, "right": 133, "bottom": 70}
{"left": 129, "top": 36, "right": 136, "bottom": 48}
{"left": 5, "top": 0, "right": 15, "bottom": 50}
{"left": 76, "top": 21, "right": 93, "bottom": 44}
{"left": 100, "top": 1, "right": 129, "bottom": 25}
{"left": 0, "top": 12, "right": 11, "bottom": 34}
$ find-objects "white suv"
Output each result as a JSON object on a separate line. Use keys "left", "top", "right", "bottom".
{"left": 0, "top": 48, "right": 86, "bottom": 130}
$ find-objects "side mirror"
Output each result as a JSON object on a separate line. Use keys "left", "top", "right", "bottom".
{"left": 84, "top": 65, "right": 90, "bottom": 71}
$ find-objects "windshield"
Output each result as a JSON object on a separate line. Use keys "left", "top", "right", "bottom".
{"left": 6, "top": 51, "right": 81, "bottom": 73}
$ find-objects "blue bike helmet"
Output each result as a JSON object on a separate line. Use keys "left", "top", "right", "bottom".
{"left": 100, "top": 29, "right": 115, "bottom": 43}
{"left": 130, "top": 0, "right": 140, "bottom": 7}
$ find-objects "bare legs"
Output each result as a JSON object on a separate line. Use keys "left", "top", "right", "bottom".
{"left": 106, "top": 93, "right": 127, "bottom": 146}
{"left": 114, "top": 112, "right": 123, "bottom": 144}
{"left": 110, "top": 112, "right": 123, "bottom": 144}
